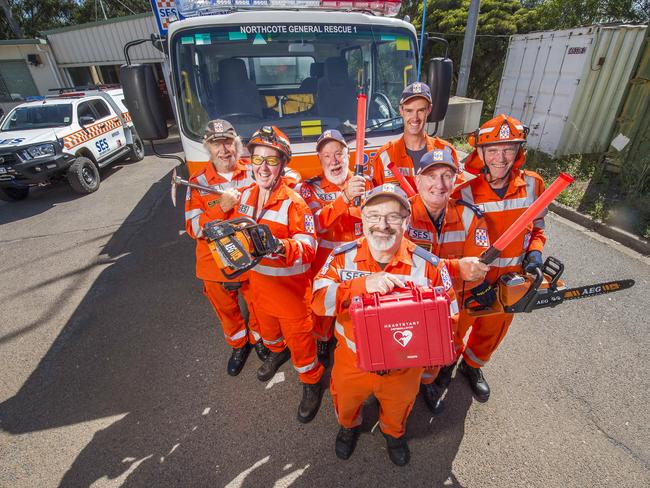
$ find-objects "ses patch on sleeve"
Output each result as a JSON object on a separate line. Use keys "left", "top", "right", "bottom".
{"left": 300, "top": 184, "right": 312, "bottom": 200}
{"left": 321, "top": 253, "right": 335, "bottom": 273}
{"left": 304, "top": 214, "right": 315, "bottom": 234}
{"left": 474, "top": 228, "right": 489, "bottom": 247}
{"left": 440, "top": 264, "right": 452, "bottom": 291}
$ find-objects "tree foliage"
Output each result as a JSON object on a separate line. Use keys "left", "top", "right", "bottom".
{"left": 402, "top": 0, "right": 649, "bottom": 118}
{"left": 0, "top": 0, "right": 150, "bottom": 39}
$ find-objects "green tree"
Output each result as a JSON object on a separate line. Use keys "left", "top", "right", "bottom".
{"left": 72, "top": 0, "right": 150, "bottom": 24}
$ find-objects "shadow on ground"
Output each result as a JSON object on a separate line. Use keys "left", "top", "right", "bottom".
{"left": 0, "top": 170, "right": 472, "bottom": 487}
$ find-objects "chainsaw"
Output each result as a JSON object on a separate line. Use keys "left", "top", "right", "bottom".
{"left": 464, "top": 256, "right": 635, "bottom": 316}
{"left": 203, "top": 217, "right": 279, "bottom": 279}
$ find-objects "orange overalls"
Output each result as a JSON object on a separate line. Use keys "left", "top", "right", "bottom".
{"left": 370, "top": 135, "right": 459, "bottom": 189}
{"left": 295, "top": 173, "right": 363, "bottom": 341}
{"left": 312, "top": 237, "right": 459, "bottom": 438}
{"left": 407, "top": 194, "right": 491, "bottom": 382}
{"left": 452, "top": 168, "right": 546, "bottom": 367}
{"left": 234, "top": 181, "right": 324, "bottom": 384}
{"left": 185, "top": 161, "right": 261, "bottom": 348}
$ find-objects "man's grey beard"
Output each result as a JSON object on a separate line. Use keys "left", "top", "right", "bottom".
{"left": 366, "top": 231, "right": 397, "bottom": 251}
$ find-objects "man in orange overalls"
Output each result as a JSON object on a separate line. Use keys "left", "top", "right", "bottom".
{"left": 312, "top": 184, "right": 459, "bottom": 466}
{"left": 185, "top": 119, "right": 268, "bottom": 377}
{"left": 233, "top": 125, "right": 325, "bottom": 424}
{"left": 407, "top": 146, "right": 490, "bottom": 412}
{"left": 295, "top": 129, "right": 365, "bottom": 367}
{"left": 452, "top": 114, "right": 546, "bottom": 402}
{"left": 369, "top": 82, "right": 458, "bottom": 189}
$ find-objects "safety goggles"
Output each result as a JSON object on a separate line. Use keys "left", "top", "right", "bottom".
{"left": 250, "top": 154, "right": 282, "bottom": 166}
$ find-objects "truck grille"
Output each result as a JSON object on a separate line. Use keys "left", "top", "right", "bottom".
{"left": 0, "top": 152, "right": 17, "bottom": 166}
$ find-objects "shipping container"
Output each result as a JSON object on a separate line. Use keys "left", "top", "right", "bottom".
{"left": 495, "top": 24, "right": 647, "bottom": 158}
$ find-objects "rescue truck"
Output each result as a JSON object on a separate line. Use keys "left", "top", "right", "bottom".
{"left": 122, "top": 0, "right": 452, "bottom": 177}
{"left": 0, "top": 87, "right": 145, "bottom": 201}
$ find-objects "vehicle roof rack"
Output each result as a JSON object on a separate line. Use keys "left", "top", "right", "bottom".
{"left": 48, "top": 84, "right": 121, "bottom": 95}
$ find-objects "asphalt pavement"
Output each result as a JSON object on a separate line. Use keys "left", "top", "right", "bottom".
{"left": 0, "top": 145, "right": 648, "bottom": 487}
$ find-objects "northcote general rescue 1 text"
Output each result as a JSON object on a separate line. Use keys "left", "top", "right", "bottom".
{"left": 239, "top": 24, "right": 356, "bottom": 34}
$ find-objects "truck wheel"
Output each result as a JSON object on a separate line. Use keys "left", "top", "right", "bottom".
{"left": 129, "top": 133, "right": 145, "bottom": 162}
{"left": 67, "top": 157, "right": 100, "bottom": 194}
{"left": 0, "top": 187, "right": 29, "bottom": 201}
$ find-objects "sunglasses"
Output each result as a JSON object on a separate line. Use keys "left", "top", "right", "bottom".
{"left": 251, "top": 154, "right": 282, "bottom": 166}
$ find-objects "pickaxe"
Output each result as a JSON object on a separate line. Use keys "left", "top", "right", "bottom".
{"left": 170, "top": 167, "right": 223, "bottom": 206}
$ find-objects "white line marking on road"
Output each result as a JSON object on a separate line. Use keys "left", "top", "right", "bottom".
{"left": 225, "top": 455, "right": 271, "bottom": 488}
{"left": 203, "top": 407, "right": 210, "bottom": 415}
{"left": 90, "top": 455, "right": 153, "bottom": 488}
{"left": 168, "top": 443, "right": 180, "bottom": 455}
{"left": 266, "top": 372, "right": 285, "bottom": 389}
{"left": 272, "top": 464, "right": 310, "bottom": 488}
{"left": 283, "top": 464, "right": 292, "bottom": 470}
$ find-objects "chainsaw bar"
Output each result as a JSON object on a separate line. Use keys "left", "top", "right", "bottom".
{"left": 529, "top": 279, "right": 635, "bottom": 311}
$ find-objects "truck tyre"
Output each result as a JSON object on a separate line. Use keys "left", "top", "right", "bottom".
{"left": 67, "top": 157, "right": 100, "bottom": 194}
{"left": 129, "top": 132, "right": 145, "bottom": 162}
{"left": 0, "top": 187, "right": 29, "bottom": 201}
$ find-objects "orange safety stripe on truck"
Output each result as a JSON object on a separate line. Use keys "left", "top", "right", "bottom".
{"left": 63, "top": 116, "right": 123, "bottom": 150}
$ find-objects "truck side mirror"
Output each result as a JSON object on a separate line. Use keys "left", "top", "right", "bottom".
{"left": 79, "top": 115, "right": 95, "bottom": 126}
{"left": 427, "top": 57, "right": 453, "bottom": 123}
{"left": 120, "top": 64, "right": 168, "bottom": 141}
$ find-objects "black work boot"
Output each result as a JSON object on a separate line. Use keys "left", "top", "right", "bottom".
{"left": 227, "top": 343, "right": 251, "bottom": 377}
{"left": 335, "top": 426, "right": 360, "bottom": 460}
{"left": 256, "top": 348, "right": 290, "bottom": 382}
{"left": 317, "top": 340, "right": 330, "bottom": 368}
{"left": 459, "top": 359, "right": 490, "bottom": 402}
{"left": 420, "top": 382, "right": 445, "bottom": 414}
{"left": 435, "top": 361, "right": 457, "bottom": 389}
{"left": 297, "top": 381, "right": 323, "bottom": 423}
{"left": 254, "top": 341, "right": 270, "bottom": 362}
{"left": 383, "top": 432, "right": 410, "bottom": 466}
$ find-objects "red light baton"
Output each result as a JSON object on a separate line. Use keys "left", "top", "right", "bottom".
{"left": 387, "top": 162, "right": 417, "bottom": 197}
{"left": 353, "top": 93, "right": 367, "bottom": 206}
{"left": 480, "top": 172, "right": 574, "bottom": 264}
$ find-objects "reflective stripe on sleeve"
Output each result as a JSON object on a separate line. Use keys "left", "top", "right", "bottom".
{"left": 491, "top": 255, "right": 525, "bottom": 268}
{"left": 294, "top": 357, "right": 319, "bottom": 374}
{"left": 255, "top": 262, "right": 310, "bottom": 276}
{"left": 185, "top": 208, "right": 203, "bottom": 238}
{"left": 251, "top": 330, "right": 261, "bottom": 341}
{"left": 335, "top": 321, "right": 356, "bottom": 353}
{"left": 449, "top": 298, "right": 459, "bottom": 316}
{"left": 293, "top": 233, "right": 317, "bottom": 251}
{"left": 319, "top": 239, "right": 347, "bottom": 249}
{"left": 324, "top": 282, "right": 339, "bottom": 315}
{"left": 313, "top": 278, "right": 331, "bottom": 292}
{"left": 185, "top": 208, "right": 203, "bottom": 221}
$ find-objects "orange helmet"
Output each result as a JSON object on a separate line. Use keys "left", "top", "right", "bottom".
{"left": 247, "top": 125, "right": 292, "bottom": 162}
{"left": 464, "top": 114, "right": 529, "bottom": 174}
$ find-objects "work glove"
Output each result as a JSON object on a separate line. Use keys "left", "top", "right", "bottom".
{"left": 469, "top": 281, "right": 497, "bottom": 307}
{"left": 523, "top": 250, "right": 543, "bottom": 274}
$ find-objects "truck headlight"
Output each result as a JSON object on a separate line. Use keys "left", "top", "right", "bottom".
{"left": 20, "top": 143, "right": 56, "bottom": 160}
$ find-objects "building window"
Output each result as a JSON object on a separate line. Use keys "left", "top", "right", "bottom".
{"left": 0, "top": 60, "right": 39, "bottom": 102}
{"left": 67, "top": 67, "right": 94, "bottom": 87}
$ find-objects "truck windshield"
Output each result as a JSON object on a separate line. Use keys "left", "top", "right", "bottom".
{"left": 0, "top": 104, "right": 73, "bottom": 131}
{"left": 171, "top": 23, "right": 417, "bottom": 142}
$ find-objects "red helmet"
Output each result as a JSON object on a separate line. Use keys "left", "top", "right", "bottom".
{"left": 465, "top": 114, "right": 528, "bottom": 174}
{"left": 247, "top": 125, "right": 292, "bottom": 161}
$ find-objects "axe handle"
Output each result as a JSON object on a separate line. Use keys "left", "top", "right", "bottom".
{"left": 174, "top": 176, "right": 223, "bottom": 195}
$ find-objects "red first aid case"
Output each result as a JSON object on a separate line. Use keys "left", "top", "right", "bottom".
{"left": 350, "top": 283, "right": 455, "bottom": 372}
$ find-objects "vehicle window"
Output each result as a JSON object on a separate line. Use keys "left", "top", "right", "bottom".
{"left": 251, "top": 57, "right": 312, "bottom": 85}
{"left": 0, "top": 104, "right": 73, "bottom": 131}
{"left": 90, "top": 100, "right": 111, "bottom": 119}
{"left": 344, "top": 48, "right": 364, "bottom": 87}
{"left": 172, "top": 24, "right": 416, "bottom": 141}
{"left": 376, "top": 40, "right": 416, "bottom": 108}
{"left": 77, "top": 102, "right": 95, "bottom": 122}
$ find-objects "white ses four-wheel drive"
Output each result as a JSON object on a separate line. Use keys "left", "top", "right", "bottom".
{"left": 0, "top": 87, "right": 145, "bottom": 201}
